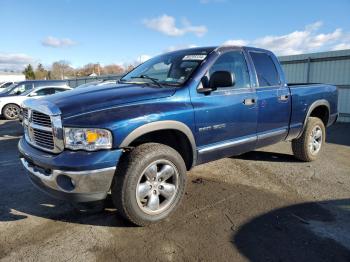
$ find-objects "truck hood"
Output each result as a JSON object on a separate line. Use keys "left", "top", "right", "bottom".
{"left": 43, "top": 83, "right": 177, "bottom": 118}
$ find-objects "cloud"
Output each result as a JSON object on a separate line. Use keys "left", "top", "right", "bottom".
{"left": 164, "top": 44, "right": 198, "bottom": 52}
{"left": 224, "top": 21, "right": 350, "bottom": 55}
{"left": 41, "top": 36, "right": 77, "bottom": 48}
{"left": 143, "top": 15, "right": 207, "bottom": 37}
{"left": 223, "top": 39, "right": 248, "bottom": 46}
{"left": 0, "top": 53, "right": 35, "bottom": 71}
{"left": 331, "top": 43, "right": 350, "bottom": 50}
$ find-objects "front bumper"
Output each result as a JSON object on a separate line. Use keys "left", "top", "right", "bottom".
{"left": 19, "top": 137, "right": 123, "bottom": 202}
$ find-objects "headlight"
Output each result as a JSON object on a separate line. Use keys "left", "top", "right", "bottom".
{"left": 64, "top": 128, "right": 113, "bottom": 151}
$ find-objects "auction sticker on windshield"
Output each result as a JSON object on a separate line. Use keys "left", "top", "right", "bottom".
{"left": 183, "top": 54, "right": 207, "bottom": 60}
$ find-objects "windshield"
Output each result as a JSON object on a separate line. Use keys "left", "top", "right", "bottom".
{"left": 120, "top": 49, "right": 211, "bottom": 86}
{"left": 0, "top": 83, "right": 17, "bottom": 93}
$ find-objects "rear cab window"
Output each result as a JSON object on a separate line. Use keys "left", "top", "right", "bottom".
{"left": 249, "top": 52, "right": 280, "bottom": 87}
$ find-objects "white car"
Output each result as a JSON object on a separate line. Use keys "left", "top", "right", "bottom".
{"left": 0, "top": 85, "right": 71, "bottom": 120}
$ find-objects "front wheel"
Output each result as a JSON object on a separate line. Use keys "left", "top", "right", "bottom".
{"left": 112, "top": 143, "right": 187, "bottom": 226}
{"left": 3, "top": 104, "right": 20, "bottom": 120}
{"left": 292, "top": 117, "right": 326, "bottom": 162}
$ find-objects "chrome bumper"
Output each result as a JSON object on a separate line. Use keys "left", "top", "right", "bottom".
{"left": 20, "top": 158, "right": 116, "bottom": 201}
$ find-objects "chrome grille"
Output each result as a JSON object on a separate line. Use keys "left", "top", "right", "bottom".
{"left": 22, "top": 103, "right": 64, "bottom": 154}
{"left": 32, "top": 111, "right": 51, "bottom": 127}
{"left": 32, "top": 128, "right": 54, "bottom": 150}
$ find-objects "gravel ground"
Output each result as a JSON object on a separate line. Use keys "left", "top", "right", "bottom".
{"left": 0, "top": 120, "right": 349, "bottom": 262}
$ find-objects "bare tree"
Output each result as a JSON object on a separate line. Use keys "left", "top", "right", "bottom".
{"left": 34, "top": 63, "right": 48, "bottom": 80}
{"left": 102, "top": 64, "right": 124, "bottom": 75}
{"left": 50, "top": 60, "right": 74, "bottom": 79}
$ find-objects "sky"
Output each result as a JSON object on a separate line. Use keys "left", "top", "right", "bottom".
{"left": 1, "top": 0, "right": 350, "bottom": 71}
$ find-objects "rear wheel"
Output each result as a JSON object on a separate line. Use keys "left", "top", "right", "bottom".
{"left": 3, "top": 104, "right": 20, "bottom": 120}
{"left": 112, "top": 143, "right": 187, "bottom": 226}
{"left": 292, "top": 117, "right": 325, "bottom": 161}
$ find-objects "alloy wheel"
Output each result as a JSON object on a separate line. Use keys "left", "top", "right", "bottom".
{"left": 136, "top": 159, "right": 179, "bottom": 215}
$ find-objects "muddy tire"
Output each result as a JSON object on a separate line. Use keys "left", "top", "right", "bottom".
{"left": 2, "top": 104, "right": 20, "bottom": 120}
{"left": 292, "top": 117, "right": 326, "bottom": 162}
{"left": 112, "top": 143, "right": 187, "bottom": 226}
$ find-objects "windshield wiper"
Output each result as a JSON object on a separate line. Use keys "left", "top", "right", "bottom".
{"left": 131, "top": 74, "right": 162, "bottom": 88}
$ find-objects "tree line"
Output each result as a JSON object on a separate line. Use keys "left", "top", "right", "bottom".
{"left": 22, "top": 61, "right": 135, "bottom": 80}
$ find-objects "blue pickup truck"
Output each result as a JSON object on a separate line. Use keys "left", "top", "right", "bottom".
{"left": 19, "top": 46, "right": 338, "bottom": 226}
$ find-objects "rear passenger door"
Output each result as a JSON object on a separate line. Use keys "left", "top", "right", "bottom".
{"left": 249, "top": 51, "right": 291, "bottom": 147}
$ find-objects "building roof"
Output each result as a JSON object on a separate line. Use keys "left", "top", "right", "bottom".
{"left": 279, "top": 49, "right": 350, "bottom": 62}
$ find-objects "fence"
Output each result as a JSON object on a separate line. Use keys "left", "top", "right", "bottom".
{"left": 66, "top": 74, "right": 123, "bottom": 88}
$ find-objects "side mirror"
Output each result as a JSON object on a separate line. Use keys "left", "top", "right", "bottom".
{"left": 197, "top": 71, "right": 235, "bottom": 94}
{"left": 197, "top": 75, "right": 214, "bottom": 94}
{"left": 28, "top": 92, "right": 37, "bottom": 97}
{"left": 15, "top": 91, "right": 21, "bottom": 95}
{"left": 209, "top": 71, "right": 235, "bottom": 89}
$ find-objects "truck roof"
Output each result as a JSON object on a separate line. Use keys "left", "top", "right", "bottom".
{"left": 166, "top": 45, "right": 272, "bottom": 55}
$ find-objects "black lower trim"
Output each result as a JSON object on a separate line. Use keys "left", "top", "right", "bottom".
{"left": 328, "top": 113, "right": 338, "bottom": 126}
{"left": 26, "top": 171, "right": 107, "bottom": 202}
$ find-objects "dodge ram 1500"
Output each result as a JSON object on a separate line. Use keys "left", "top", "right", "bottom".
{"left": 19, "top": 46, "right": 338, "bottom": 226}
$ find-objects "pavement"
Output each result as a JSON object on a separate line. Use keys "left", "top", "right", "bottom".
{"left": 0, "top": 119, "right": 349, "bottom": 262}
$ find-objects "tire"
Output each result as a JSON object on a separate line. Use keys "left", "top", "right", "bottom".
{"left": 292, "top": 117, "right": 326, "bottom": 162}
{"left": 2, "top": 104, "right": 21, "bottom": 120}
{"left": 112, "top": 143, "right": 187, "bottom": 226}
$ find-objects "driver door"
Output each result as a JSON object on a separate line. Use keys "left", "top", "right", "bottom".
{"left": 190, "top": 50, "right": 258, "bottom": 163}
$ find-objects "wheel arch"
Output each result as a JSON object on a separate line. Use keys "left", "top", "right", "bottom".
{"left": 297, "top": 99, "right": 330, "bottom": 138}
{"left": 120, "top": 121, "right": 197, "bottom": 169}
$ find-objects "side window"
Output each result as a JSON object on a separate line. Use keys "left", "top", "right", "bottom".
{"left": 209, "top": 51, "right": 250, "bottom": 89}
{"left": 35, "top": 88, "right": 55, "bottom": 96}
{"left": 54, "top": 88, "right": 67, "bottom": 93}
{"left": 250, "top": 52, "right": 280, "bottom": 87}
{"left": 10, "top": 83, "right": 33, "bottom": 95}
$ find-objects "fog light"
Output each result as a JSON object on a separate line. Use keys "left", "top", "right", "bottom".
{"left": 56, "top": 175, "right": 75, "bottom": 192}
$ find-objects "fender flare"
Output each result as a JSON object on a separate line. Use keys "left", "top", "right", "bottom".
{"left": 120, "top": 120, "right": 197, "bottom": 167}
{"left": 297, "top": 99, "right": 330, "bottom": 138}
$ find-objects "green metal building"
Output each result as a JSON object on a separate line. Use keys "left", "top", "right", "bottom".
{"left": 279, "top": 49, "right": 350, "bottom": 122}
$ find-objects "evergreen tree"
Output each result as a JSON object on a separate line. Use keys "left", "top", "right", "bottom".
{"left": 23, "top": 64, "right": 35, "bottom": 80}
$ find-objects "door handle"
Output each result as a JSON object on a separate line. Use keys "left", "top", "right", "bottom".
{"left": 279, "top": 94, "right": 289, "bottom": 101}
{"left": 243, "top": 98, "right": 256, "bottom": 106}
